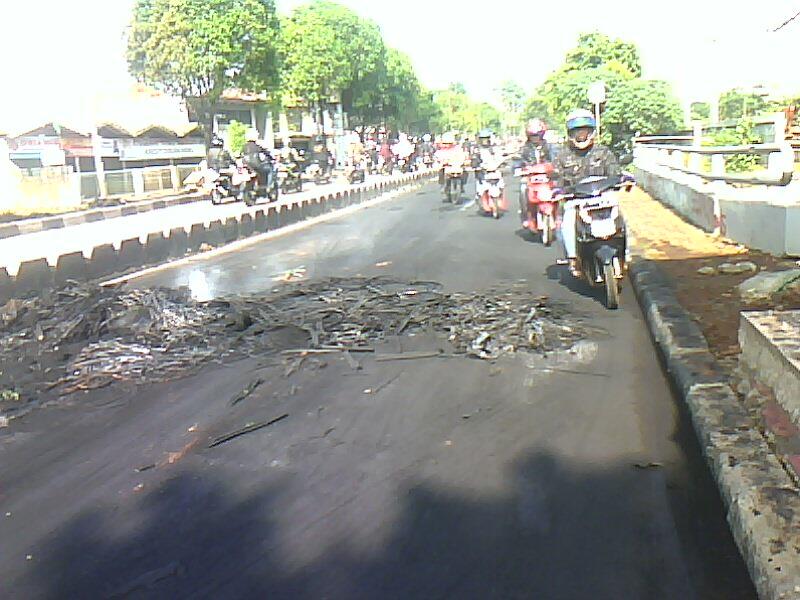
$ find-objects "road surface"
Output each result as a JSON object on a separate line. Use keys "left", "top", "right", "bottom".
{"left": 0, "top": 179, "right": 755, "bottom": 599}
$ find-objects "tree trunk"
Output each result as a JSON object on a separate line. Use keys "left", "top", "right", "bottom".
{"left": 187, "top": 96, "right": 215, "bottom": 149}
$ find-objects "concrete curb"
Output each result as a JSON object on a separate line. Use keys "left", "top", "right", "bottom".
{"left": 0, "top": 172, "right": 434, "bottom": 301}
{"left": 630, "top": 260, "right": 800, "bottom": 600}
{"left": 0, "top": 193, "right": 205, "bottom": 240}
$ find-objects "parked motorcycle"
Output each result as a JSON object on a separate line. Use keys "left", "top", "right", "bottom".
{"left": 561, "top": 174, "right": 634, "bottom": 309}
{"left": 517, "top": 162, "right": 558, "bottom": 245}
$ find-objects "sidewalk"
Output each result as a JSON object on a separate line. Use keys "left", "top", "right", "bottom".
{"left": 621, "top": 188, "right": 800, "bottom": 370}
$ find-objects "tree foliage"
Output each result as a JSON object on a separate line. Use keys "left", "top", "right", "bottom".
{"left": 690, "top": 102, "right": 711, "bottom": 121}
{"left": 127, "top": 0, "right": 281, "bottom": 136}
{"left": 564, "top": 32, "right": 642, "bottom": 77}
{"left": 602, "top": 79, "right": 684, "bottom": 152}
{"left": 718, "top": 89, "right": 768, "bottom": 121}
{"left": 524, "top": 31, "right": 683, "bottom": 153}
{"left": 349, "top": 48, "right": 422, "bottom": 131}
{"left": 707, "top": 118, "right": 761, "bottom": 173}
{"left": 127, "top": 0, "right": 493, "bottom": 137}
{"left": 429, "top": 85, "right": 502, "bottom": 135}
{"left": 226, "top": 120, "right": 247, "bottom": 156}
{"left": 281, "top": 1, "right": 385, "bottom": 107}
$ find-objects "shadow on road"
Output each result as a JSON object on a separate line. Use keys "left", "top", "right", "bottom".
{"left": 17, "top": 448, "right": 754, "bottom": 600}
{"left": 545, "top": 263, "right": 610, "bottom": 306}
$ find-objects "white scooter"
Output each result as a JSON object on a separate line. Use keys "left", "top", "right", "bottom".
{"left": 562, "top": 174, "right": 634, "bottom": 309}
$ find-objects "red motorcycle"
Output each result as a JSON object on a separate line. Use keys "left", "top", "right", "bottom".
{"left": 518, "top": 162, "right": 558, "bottom": 246}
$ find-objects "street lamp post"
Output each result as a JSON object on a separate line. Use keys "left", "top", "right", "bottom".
{"left": 588, "top": 81, "right": 606, "bottom": 137}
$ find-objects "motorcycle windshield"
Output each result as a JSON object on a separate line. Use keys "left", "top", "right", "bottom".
{"left": 572, "top": 175, "right": 621, "bottom": 198}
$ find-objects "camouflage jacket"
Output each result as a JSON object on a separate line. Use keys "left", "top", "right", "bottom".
{"left": 552, "top": 144, "right": 620, "bottom": 191}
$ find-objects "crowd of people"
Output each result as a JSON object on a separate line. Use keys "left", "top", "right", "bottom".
{"left": 204, "top": 108, "right": 621, "bottom": 274}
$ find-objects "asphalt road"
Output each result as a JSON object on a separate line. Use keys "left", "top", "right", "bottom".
{"left": 0, "top": 179, "right": 756, "bottom": 599}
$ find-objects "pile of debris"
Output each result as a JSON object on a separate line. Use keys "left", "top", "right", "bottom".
{"left": 0, "top": 277, "right": 592, "bottom": 416}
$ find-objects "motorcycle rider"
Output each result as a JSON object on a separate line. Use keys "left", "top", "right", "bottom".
{"left": 207, "top": 134, "right": 233, "bottom": 171}
{"left": 552, "top": 109, "right": 620, "bottom": 276}
{"left": 518, "top": 118, "right": 554, "bottom": 223}
{"left": 393, "top": 132, "right": 415, "bottom": 172}
{"left": 473, "top": 129, "right": 503, "bottom": 203}
{"left": 435, "top": 132, "right": 467, "bottom": 192}
{"left": 243, "top": 128, "right": 275, "bottom": 193}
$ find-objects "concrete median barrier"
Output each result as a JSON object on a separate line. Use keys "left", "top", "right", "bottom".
{"left": 252, "top": 209, "right": 267, "bottom": 233}
{"left": 54, "top": 252, "right": 89, "bottom": 286}
{"left": 240, "top": 214, "right": 255, "bottom": 238}
{"left": 2, "top": 171, "right": 435, "bottom": 299}
{"left": 118, "top": 238, "right": 145, "bottom": 272}
{"left": 205, "top": 220, "right": 225, "bottom": 247}
{"left": 266, "top": 206, "right": 279, "bottom": 230}
{"left": 14, "top": 259, "right": 53, "bottom": 297}
{"left": 87, "top": 244, "right": 119, "bottom": 280}
{"left": 144, "top": 232, "right": 171, "bottom": 265}
{"left": 0, "top": 267, "right": 14, "bottom": 303}
{"left": 222, "top": 217, "right": 239, "bottom": 243}
{"left": 167, "top": 228, "right": 189, "bottom": 259}
{"left": 187, "top": 223, "right": 207, "bottom": 251}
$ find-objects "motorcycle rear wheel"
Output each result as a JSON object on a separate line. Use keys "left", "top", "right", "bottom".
{"left": 210, "top": 189, "right": 223, "bottom": 205}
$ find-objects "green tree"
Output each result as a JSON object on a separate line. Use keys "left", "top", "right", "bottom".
{"left": 432, "top": 86, "right": 472, "bottom": 132}
{"left": 281, "top": 1, "right": 385, "bottom": 121}
{"left": 226, "top": 120, "right": 247, "bottom": 156}
{"left": 524, "top": 32, "right": 683, "bottom": 152}
{"left": 497, "top": 80, "right": 526, "bottom": 134}
{"left": 602, "top": 79, "right": 684, "bottom": 153}
{"left": 707, "top": 118, "right": 760, "bottom": 173}
{"left": 532, "top": 63, "right": 635, "bottom": 131}
{"left": 690, "top": 102, "right": 711, "bottom": 121}
{"left": 411, "top": 88, "right": 444, "bottom": 133}
{"left": 349, "top": 48, "right": 421, "bottom": 132}
{"left": 127, "top": 0, "right": 281, "bottom": 144}
{"left": 523, "top": 95, "right": 555, "bottom": 130}
{"left": 564, "top": 32, "right": 642, "bottom": 77}
{"left": 448, "top": 82, "right": 467, "bottom": 95}
{"left": 719, "top": 89, "right": 769, "bottom": 121}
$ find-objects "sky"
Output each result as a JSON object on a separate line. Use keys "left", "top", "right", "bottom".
{"left": 1, "top": 0, "right": 798, "bottom": 130}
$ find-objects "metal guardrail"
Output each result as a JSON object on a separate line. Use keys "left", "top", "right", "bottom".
{"left": 634, "top": 112, "right": 796, "bottom": 186}
{"left": 633, "top": 139, "right": 795, "bottom": 186}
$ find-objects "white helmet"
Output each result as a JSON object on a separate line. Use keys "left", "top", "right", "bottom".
{"left": 441, "top": 132, "right": 456, "bottom": 145}
{"left": 422, "top": 134, "right": 431, "bottom": 143}
{"left": 245, "top": 128, "right": 259, "bottom": 142}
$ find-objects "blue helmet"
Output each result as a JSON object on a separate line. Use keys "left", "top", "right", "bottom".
{"left": 566, "top": 109, "right": 596, "bottom": 150}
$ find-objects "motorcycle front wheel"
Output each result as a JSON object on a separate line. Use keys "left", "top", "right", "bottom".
{"left": 603, "top": 263, "right": 620, "bottom": 310}
{"left": 210, "top": 188, "right": 223, "bottom": 205}
{"left": 542, "top": 216, "right": 553, "bottom": 246}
